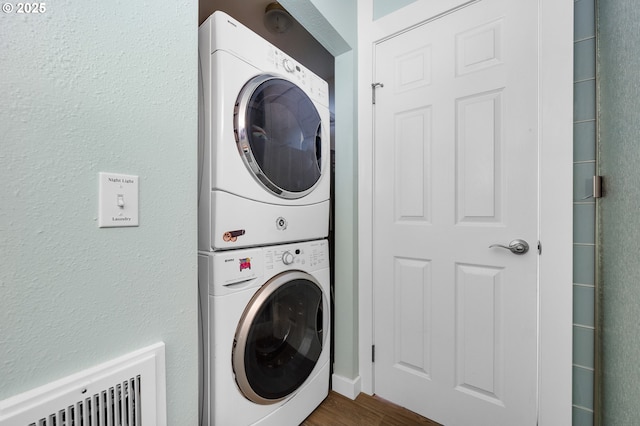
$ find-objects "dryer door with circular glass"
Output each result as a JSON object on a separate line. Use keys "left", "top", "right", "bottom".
{"left": 234, "top": 74, "right": 324, "bottom": 199}
{"left": 232, "top": 271, "right": 326, "bottom": 404}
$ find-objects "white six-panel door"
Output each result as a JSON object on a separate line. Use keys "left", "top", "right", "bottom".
{"left": 372, "top": 0, "right": 540, "bottom": 424}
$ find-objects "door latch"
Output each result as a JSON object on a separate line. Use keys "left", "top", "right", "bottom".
{"left": 371, "top": 82, "right": 384, "bottom": 104}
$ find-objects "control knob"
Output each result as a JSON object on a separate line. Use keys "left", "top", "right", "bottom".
{"left": 282, "top": 58, "right": 295, "bottom": 73}
{"left": 282, "top": 251, "right": 295, "bottom": 265}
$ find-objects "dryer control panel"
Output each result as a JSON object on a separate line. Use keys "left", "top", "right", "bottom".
{"left": 202, "top": 10, "right": 329, "bottom": 109}
{"left": 268, "top": 47, "right": 328, "bottom": 107}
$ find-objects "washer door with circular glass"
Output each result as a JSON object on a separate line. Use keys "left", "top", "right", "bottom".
{"left": 234, "top": 74, "right": 324, "bottom": 199}
{"left": 232, "top": 271, "right": 326, "bottom": 404}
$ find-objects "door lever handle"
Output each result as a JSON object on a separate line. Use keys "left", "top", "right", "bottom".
{"left": 489, "top": 239, "right": 529, "bottom": 255}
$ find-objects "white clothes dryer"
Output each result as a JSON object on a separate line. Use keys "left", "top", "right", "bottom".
{"left": 198, "top": 11, "right": 331, "bottom": 251}
{"left": 198, "top": 239, "right": 330, "bottom": 426}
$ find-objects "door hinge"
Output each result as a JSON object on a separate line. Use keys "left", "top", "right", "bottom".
{"left": 371, "top": 82, "right": 384, "bottom": 104}
{"left": 372, "top": 345, "right": 375, "bottom": 363}
{"left": 582, "top": 175, "right": 604, "bottom": 200}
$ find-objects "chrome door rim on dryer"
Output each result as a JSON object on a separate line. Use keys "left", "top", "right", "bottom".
{"left": 198, "top": 11, "right": 331, "bottom": 251}
{"left": 234, "top": 74, "right": 324, "bottom": 200}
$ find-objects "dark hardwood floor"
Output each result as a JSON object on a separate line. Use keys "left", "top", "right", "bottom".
{"left": 301, "top": 391, "right": 441, "bottom": 426}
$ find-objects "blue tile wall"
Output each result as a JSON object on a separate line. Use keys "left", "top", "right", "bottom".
{"left": 574, "top": 406, "right": 595, "bottom": 426}
{"left": 574, "top": 121, "right": 597, "bottom": 162}
{"left": 573, "top": 0, "right": 596, "bottom": 423}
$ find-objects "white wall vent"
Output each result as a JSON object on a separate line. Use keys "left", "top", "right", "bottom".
{"left": 0, "top": 342, "right": 167, "bottom": 426}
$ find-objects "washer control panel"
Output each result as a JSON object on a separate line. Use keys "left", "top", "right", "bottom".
{"left": 282, "top": 251, "right": 295, "bottom": 265}
{"left": 263, "top": 239, "right": 329, "bottom": 273}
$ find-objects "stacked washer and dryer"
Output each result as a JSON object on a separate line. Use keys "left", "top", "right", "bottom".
{"left": 197, "top": 11, "right": 332, "bottom": 426}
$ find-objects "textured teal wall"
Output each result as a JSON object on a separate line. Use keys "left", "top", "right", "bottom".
{"left": 597, "top": 0, "right": 640, "bottom": 424}
{"left": 0, "top": 1, "right": 199, "bottom": 423}
{"left": 573, "top": 0, "right": 597, "bottom": 424}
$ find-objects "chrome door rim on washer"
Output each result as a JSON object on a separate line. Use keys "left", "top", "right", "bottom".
{"left": 232, "top": 271, "right": 325, "bottom": 405}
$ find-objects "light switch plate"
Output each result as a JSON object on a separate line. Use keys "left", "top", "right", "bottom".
{"left": 98, "top": 172, "right": 139, "bottom": 228}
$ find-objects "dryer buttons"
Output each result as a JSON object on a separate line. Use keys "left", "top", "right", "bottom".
{"left": 276, "top": 217, "right": 288, "bottom": 230}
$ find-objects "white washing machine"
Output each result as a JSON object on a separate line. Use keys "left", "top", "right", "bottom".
{"left": 198, "top": 11, "right": 331, "bottom": 251}
{"left": 198, "top": 239, "right": 330, "bottom": 426}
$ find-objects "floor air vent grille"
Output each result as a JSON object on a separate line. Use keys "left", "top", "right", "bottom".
{"left": 27, "top": 376, "right": 141, "bottom": 426}
{"left": 0, "top": 343, "right": 166, "bottom": 426}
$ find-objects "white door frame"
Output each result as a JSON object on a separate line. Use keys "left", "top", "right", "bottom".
{"left": 356, "top": 0, "right": 573, "bottom": 423}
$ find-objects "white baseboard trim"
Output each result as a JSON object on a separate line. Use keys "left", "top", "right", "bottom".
{"left": 331, "top": 374, "right": 361, "bottom": 400}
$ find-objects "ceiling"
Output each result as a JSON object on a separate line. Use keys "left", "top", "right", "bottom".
{"left": 199, "top": 0, "right": 335, "bottom": 82}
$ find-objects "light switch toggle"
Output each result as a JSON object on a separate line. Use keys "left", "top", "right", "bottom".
{"left": 98, "top": 172, "right": 139, "bottom": 228}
